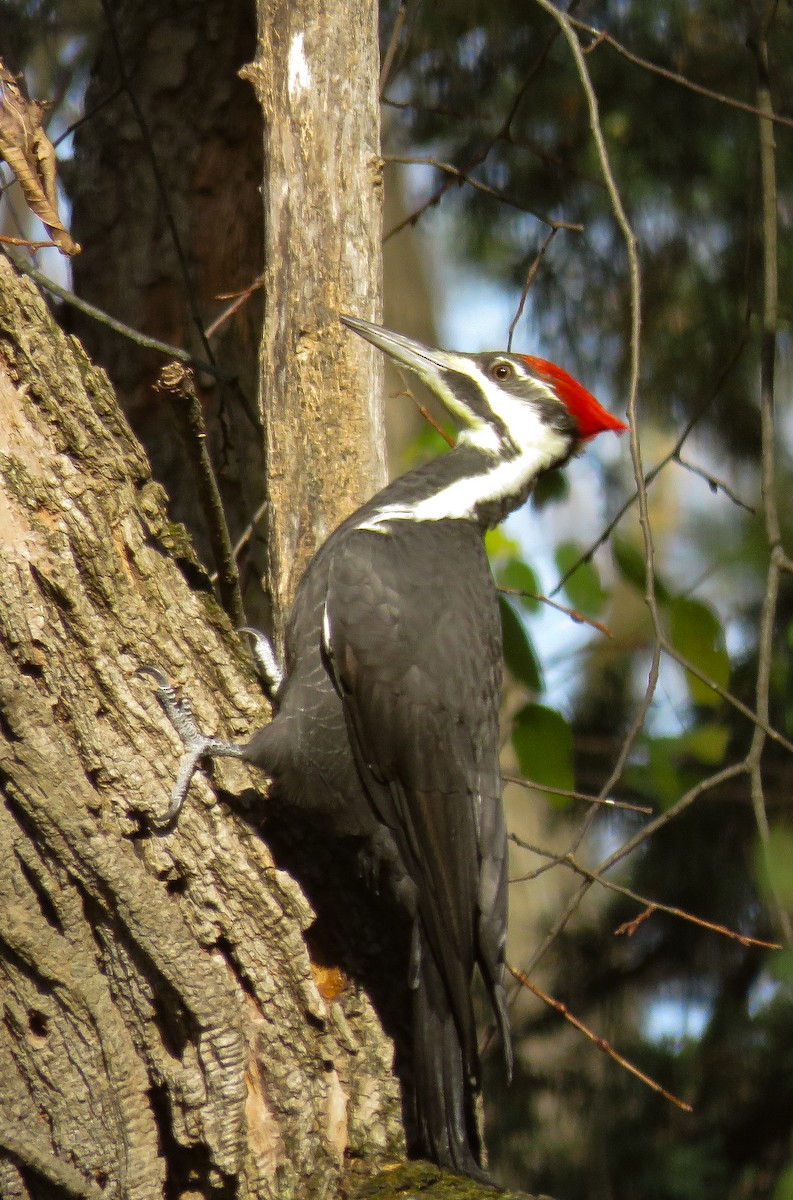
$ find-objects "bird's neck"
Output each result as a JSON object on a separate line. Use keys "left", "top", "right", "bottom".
{"left": 354, "top": 440, "right": 561, "bottom": 533}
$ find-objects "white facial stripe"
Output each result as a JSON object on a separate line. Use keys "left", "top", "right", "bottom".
{"left": 414, "top": 352, "right": 474, "bottom": 423}
{"left": 461, "top": 361, "right": 562, "bottom": 451}
{"left": 356, "top": 425, "right": 569, "bottom": 530}
{"left": 457, "top": 423, "right": 502, "bottom": 454}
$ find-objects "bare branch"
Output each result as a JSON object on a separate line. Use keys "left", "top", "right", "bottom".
{"left": 379, "top": 0, "right": 408, "bottom": 95}
{"left": 205, "top": 275, "right": 264, "bottom": 340}
{"left": 498, "top": 585, "right": 613, "bottom": 637}
{"left": 155, "top": 363, "right": 245, "bottom": 628}
{"left": 569, "top": 14, "right": 793, "bottom": 130}
{"left": 563, "top": 857, "right": 782, "bottom": 950}
{"left": 5, "top": 249, "right": 234, "bottom": 382}
{"left": 552, "top": 335, "right": 748, "bottom": 596}
{"left": 745, "top": 10, "right": 792, "bottom": 942}
{"left": 504, "top": 776, "right": 651, "bottom": 814}
{"left": 508, "top": 964, "right": 693, "bottom": 1112}
{"left": 661, "top": 637, "right": 793, "bottom": 758}
{"left": 532, "top": 0, "right": 654, "bottom": 891}
{"left": 673, "top": 453, "right": 756, "bottom": 514}
{"left": 522, "top": 761, "right": 748, "bottom": 976}
{"left": 507, "top": 228, "right": 559, "bottom": 351}
{"left": 383, "top": 155, "right": 582, "bottom": 237}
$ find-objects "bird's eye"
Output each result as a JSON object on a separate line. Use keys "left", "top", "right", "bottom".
{"left": 491, "top": 361, "right": 513, "bottom": 381}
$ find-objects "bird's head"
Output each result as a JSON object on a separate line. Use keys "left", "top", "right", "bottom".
{"left": 341, "top": 315, "right": 628, "bottom": 471}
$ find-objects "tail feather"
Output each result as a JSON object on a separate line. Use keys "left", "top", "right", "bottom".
{"left": 411, "top": 944, "right": 491, "bottom": 1180}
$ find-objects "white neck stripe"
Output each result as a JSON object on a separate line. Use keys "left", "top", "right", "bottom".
{"left": 356, "top": 429, "right": 568, "bottom": 531}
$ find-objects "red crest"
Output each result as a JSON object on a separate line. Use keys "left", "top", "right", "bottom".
{"left": 521, "top": 356, "right": 629, "bottom": 440}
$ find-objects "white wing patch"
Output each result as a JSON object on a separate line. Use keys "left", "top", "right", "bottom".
{"left": 322, "top": 600, "right": 333, "bottom": 654}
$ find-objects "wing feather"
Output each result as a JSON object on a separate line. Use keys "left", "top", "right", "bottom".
{"left": 324, "top": 520, "right": 507, "bottom": 1073}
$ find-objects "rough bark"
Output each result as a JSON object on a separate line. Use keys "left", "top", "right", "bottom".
{"left": 0, "top": 256, "right": 403, "bottom": 1199}
{"left": 243, "top": 0, "right": 386, "bottom": 643}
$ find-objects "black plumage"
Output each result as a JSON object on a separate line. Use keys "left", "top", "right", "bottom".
{"left": 248, "top": 507, "right": 510, "bottom": 1174}
{"left": 147, "top": 316, "right": 626, "bottom": 1179}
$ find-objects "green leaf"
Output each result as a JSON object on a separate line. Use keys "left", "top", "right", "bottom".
{"left": 498, "top": 558, "right": 541, "bottom": 612}
{"left": 627, "top": 723, "right": 730, "bottom": 808}
{"left": 756, "top": 825, "right": 793, "bottom": 912}
{"left": 612, "top": 536, "right": 646, "bottom": 592}
{"left": 403, "top": 421, "right": 453, "bottom": 468}
{"left": 555, "top": 540, "right": 607, "bottom": 617}
{"left": 668, "top": 596, "right": 730, "bottom": 708}
{"left": 773, "top": 1163, "right": 793, "bottom": 1200}
{"left": 512, "top": 703, "right": 573, "bottom": 797}
{"left": 499, "top": 595, "right": 542, "bottom": 692}
{"left": 485, "top": 526, "right": 521, "bottom": 559}
{"left": 532, "top": 469, "right": 568, "bottom": 509}
{"left": 645, "top": 737, "right": 684, "bottom": 807}
{"left": 681, "top": 724, "right": 729, "bottom": 766}
{"left": 612, "top": 535, "right": 671, "bottom": 603}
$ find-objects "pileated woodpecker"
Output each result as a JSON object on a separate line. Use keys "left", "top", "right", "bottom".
{"left": 145, "top": 316, "right": 627, "bottom": 1180}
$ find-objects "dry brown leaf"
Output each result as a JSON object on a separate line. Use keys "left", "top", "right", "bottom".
{"left": 0, "top": 61, "right": 80, "bottom": 256}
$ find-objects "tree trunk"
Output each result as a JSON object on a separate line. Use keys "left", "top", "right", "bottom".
{"left": 0, "top": 257, "right": 403, "bottom": 1198}
{"left": 243, "top": 0, "right": 386, "bottom": 642}
{"left": 69, "top": 0, "right": 386, "bottom": 645}
{"left": 69, "top": 0, "right": 269, "bottom": 626}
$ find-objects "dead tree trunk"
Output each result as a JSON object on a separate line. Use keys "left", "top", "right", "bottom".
{"left": 0, "top": 257, "right": 403, "bottom": 1198}
{"left": 243, "top": 0, "right": 386, "bottom": 642}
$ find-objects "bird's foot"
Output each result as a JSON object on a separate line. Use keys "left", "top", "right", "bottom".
{"left": 139, "top": 666, "right": 248, "bottom": 828}
{"left": 238, "top": 626, "right": 283, "bottom": 700}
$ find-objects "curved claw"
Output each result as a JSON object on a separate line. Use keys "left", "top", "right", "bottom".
{"left": 139, "top": 665, "right": 248, "bottom": 828}
{"left": 237, "top": 626, "right": 283, "bottom": 699}
{"left": 137, "top": 664, "right": 170, "bottom": 687}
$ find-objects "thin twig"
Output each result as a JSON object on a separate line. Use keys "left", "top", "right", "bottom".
{"left": 674, "top": 453, "right": 756, "bottom": 514}
{"left": 155, "top": 363, "right": 245, "bottom": 628}
{"left": 393, "top": 373, "right": 456, "bottom": 446}
{"left": 507, "top": 228, "right": 559, "bottom": 351}
{"left": 508, "top": 964, "right": 693, "bottom": 1112}
{"left": 522, "top": 761, "right": 747, "bottom": 978}
{"left": 498, "top": 586, "right": 613, "bottom": 637}
{"left": 745, "top": 7, "right": 792, "bottom": 942}
{"left": 384, "top": 155, "right": 582, "bottom": 235}
{"left": 382, "top": 95, "right": 605, "bottom": 188}
{"left": 379, "top": 0, "right": 408, "bottom": 95}
{"left": 204, "top": 275, "right": 264, "bottom": 340}
{"left": 565, "top": 856, "right": 781, "bottom": 950}
{"left": 384, "top": 16, "right": 577, "bottom": 243}
{"left": 551, "top": 335, "right": 747, "bottom": 596}
{"left": 661, "top": 637, "right": 793, "bottom": 757}
{"left": 210, "top": 498, "right": 269, "bottom": 584}
{"left": 569, "top": 14, "right": 793, "bottom": 131}
{"left": 532, "top": 0, "right": 654, "bottom": 880}
{"left": 504, "top": 775, "right": 651, "bottom": 814}
{"left": 0, "top": 234, "right": 57, "bottom": 250}
{"left": 5, "top": 250, "right": 234, "bottom": 383}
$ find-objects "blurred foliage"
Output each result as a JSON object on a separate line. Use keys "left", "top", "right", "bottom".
{"left": 381, "top": 0, "right": 793, "bottom": 460}
{"left": 381, "top": 1, "right": 793, "bottom": 1197}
